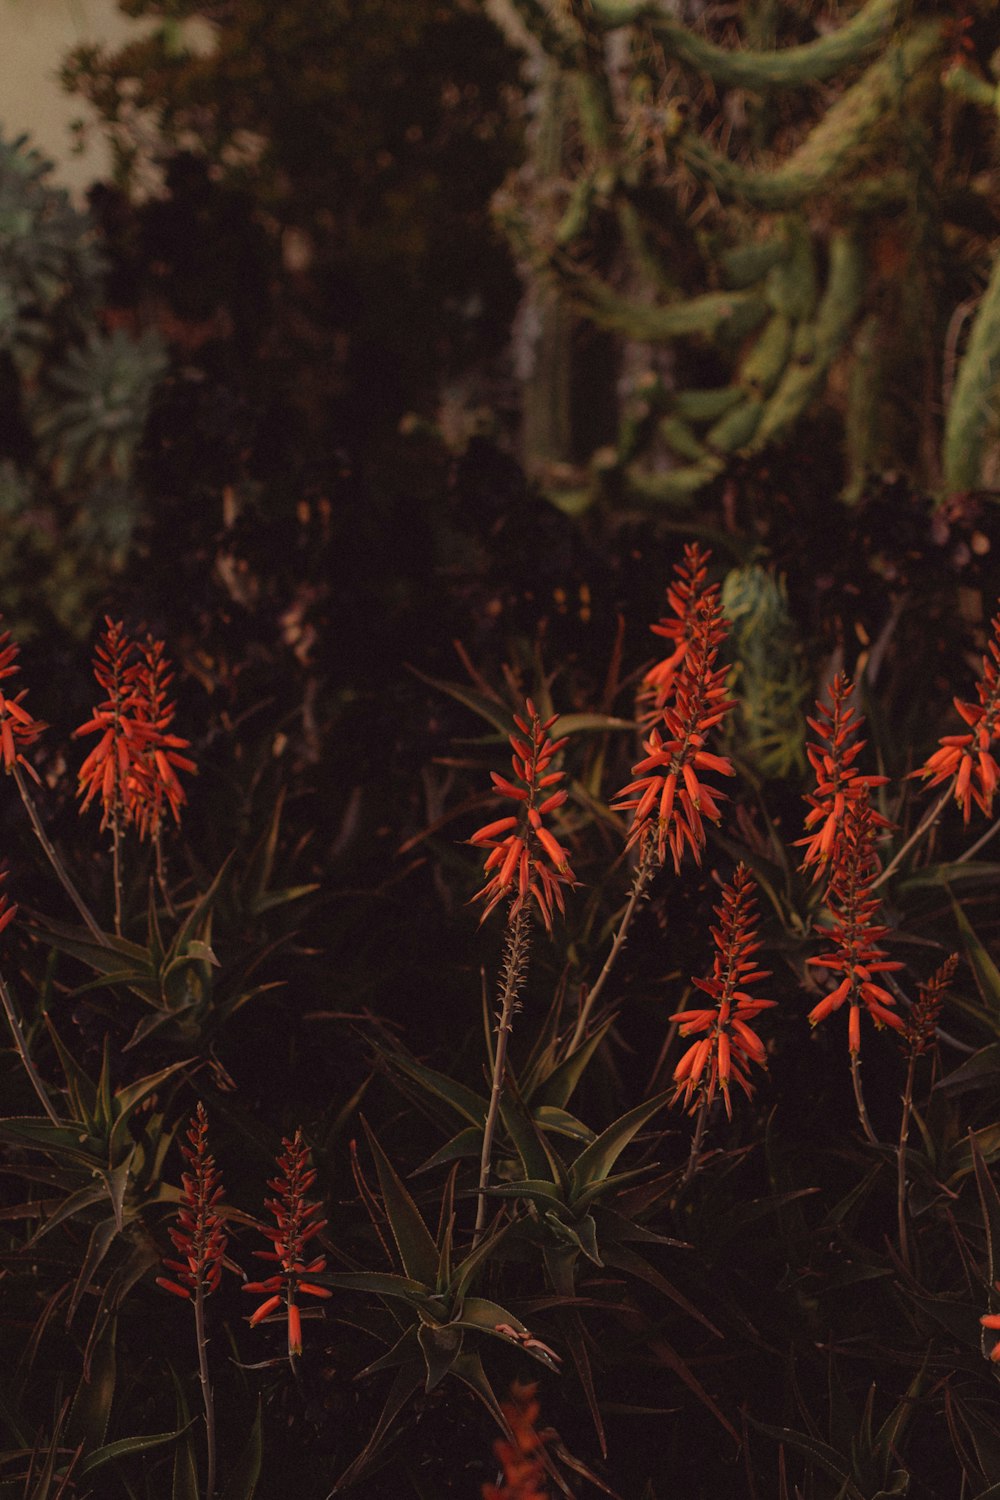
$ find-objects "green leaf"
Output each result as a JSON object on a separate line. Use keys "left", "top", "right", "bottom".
{"left": 220, "top": 1400, "right": 262, "bottom": 1500}
{"left": 567, "top": 1091, "right": 669, "bottom": 1200}
{"left": 322, "top": 1271, "right": 432, "bottom": 1301}
{"left": 42, "top": 1016, "right": 97, "bottom": 1128}
{"left": 532, "top": 1105, "right": 595, "bottom": 1144}
{"left": 936, "top": 1043, "right": 1000, "bottom": 1097}
{"left": 26, "top": 1181, "right": 109, "bottom": 1246}
{"left": 328, "top": 1364, "right": 423, "bottom": 1493}
{"left": 67, "top": 1216, "right": 119, "bottom": 1327}
{"left": 500, "top": 1088, "right": 565, "bottom": 1186}
{"left": 535, "top": 1014, "right": 617, "bottom": 1111}
{"left": 417, "top": 1322, "right": 463, "bottom": 1392}
{"left": 78, "top": 1424, "right": 191, "bottom": 1477}
{"left": 380, "top": 1049, "right": 486, "bottom": 1127}
{"left": 973, "top": 1130, "right": 1000, "bottom": 1296}
{"left": 414, "top": 1126, "right": 483, "bottom": 1175}
{"left": 67, "top": 1313, "right": 115, "bottom": 1449}
{"left": 748, "top": 1421, "right": 864, "bottom": 1497}
{"left": 361, "top": 1120, "right": 439, "bottom": 1286}
{"left": 0, "top": 1116, "right": 102, "bottom": 1170}
{"left": 406, "top": 668, "right": 513, "bottom": 736}
{"left": 951, "top": 897, "right": 1000, "bottom": 1013}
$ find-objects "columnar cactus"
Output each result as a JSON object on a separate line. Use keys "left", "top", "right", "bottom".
{"left": 492, "top": 2, "right": 1000, "bottom": 508}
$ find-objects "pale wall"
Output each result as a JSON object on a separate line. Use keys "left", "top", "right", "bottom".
{"left": 1, "top": 0, "right": 209, "bottom": 199}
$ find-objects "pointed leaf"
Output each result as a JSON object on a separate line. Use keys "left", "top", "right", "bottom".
{"left": 972, "top": 1130, "right": 1000, "bottom": 1296}
{"left": 568, "top": 1092, "right": 669, "bottom": 1199}
{"left": 951, "top": 897, "right": 1000, "bottom": 1013}
{"left": 328, "top": 1364, "right": 423, "bottom": 1493}
{"left": 67, "top": 1314, "right": 115, "bottom": 1448}
{"left": 417, "top": 1322, "right": 463, "bottom": 1392}
{"left": 748, "top": 1421, "right": 864, "bottom": 1497}
{"left": 414, "top": 1126, "right": 482, "bottom": 1175}
{"left": 78, "top": 1424, "right": 191, "bottom": 1477}
{"left": 380, "top": 1049, "right": 486, "bottom": 1127}
{"left": 532, "top": 1106, "right": 596, "bottom": 1145}
{"left": 361, "top": 1120, "right": 439, "bottom": 1285}
{"left": 536, "top": 1015, "right": 617, "bottom": 1111}
{"left": 66, "top": 1216, "right": 119, "bottom": 1327}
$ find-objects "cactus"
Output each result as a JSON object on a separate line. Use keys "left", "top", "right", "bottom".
{"left": 492, "top": 2, "right": 999, "bottom": 507}
{"left": 721, "top": 564, "right": 807, "bottom": 779}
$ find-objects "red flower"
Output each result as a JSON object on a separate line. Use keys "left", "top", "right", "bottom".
{"left": 613, "top": 546, "right": 735, "bottom": 872}
{"left": 912, "top": 610, "right": 1000, "bottom": 823}
{"left": 156, "top": 1102, "right": 228, "bottom": 1301}
{"left": 482, "top": 1381, "right": 550, "bottom": 1500}
{"left": 470, "top": 698, "right": 576, "bottom": 932}
{"left": 806, "top": 791, "right": 905, "bottom": 1053}
{"left": 74, "top": 621, "right": 194, "bottom": 838}
{"left": 243, "top": 1129, "right": 331, "bottom": 1358}
{"left": 74, "top": 619, "right": 156, "bottom": 831}
{"left": 797, "top": 672, "right": 889, "bottom": 875}
{"left": 128, "top": 635, "right": 196, "bottom": 839}
{"left": 982, "top": 1285, "right": 1000, "bottom": 1361}
{"left": 670, "top": 864, "right": 775, "bottom": 1116}
{"left": 0, "top": 620, "right": 46, "bottom": 781}
{"left": 903, "top": 953, "right": 958, "bottom": 1057}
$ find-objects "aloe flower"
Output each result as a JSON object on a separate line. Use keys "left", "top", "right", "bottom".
{"left": 0, "top": 619, "right": 46, "bottom": 779}
{"left": 797, "top": 672, "right": 889, "bottom": 875}
{"left": 128, "top": 635, "right": 196, "bottom": 840}
{"left": 670, "top": 863, "right": 775, "bottom": 1117}
{"left": 156, "top": 1102, "right": 228, "bottom": 1301}
{"left": 912, "top": 609, "right": 1000, "bottom": 823}
{"left": 806, "top": 791, "right": 905, "bottom": 1055}
{"left": 469, "top": 698, "right": 575, "bottom": 932}
{"left": 243, "top": 1129, "right": 331, "bottom": 1359}
{"left": 614, "top": 544, "right": 735, "bottom": 872}
{"left": 482, "top": 1381, "right": 550, "bottom": 1500}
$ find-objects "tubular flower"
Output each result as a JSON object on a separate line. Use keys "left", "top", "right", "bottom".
{"left": 0, "top": 620, "right": 47, "bottom": 781}
{"left": 128, "top": 635, "right": 196, "bottom": 839}
{"left": 670, "top": 863, "right": 775, "bottom": 1117}
{"left": 482, "top": 1381, "right": 550, "bottom": 1500}
{"left": 806, "top": 791, "right": 905, "bottom": 1054}
{"left": 469, "top": 698, "right": 575, "bottom": 932}
{"left": 638, "top": 542, "right": 717, "bottom": 721}
{"left": 912, "top": 610, "right": 1000, "bottom": 823}
{"left": 156, "top": 1102, "right": 228, "bottom": 1301}
{"left": 613, "top": 551, "right": 735, "bottom": 872}
{"left": 243, "top": 1129, "right": 331, "bottom": 1359}
{"left": 797, "top": 672, "right": 889, "bottom": 876}
{"left": 903, "top": 953, "right": 958, "bottom": 1057}
{"left": 73, "top": 619, "right": 156, "bottom": 831}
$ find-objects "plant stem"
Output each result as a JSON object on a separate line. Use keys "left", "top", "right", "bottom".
{"left": 0, "top": 972, "right": 60, "bottom": 1125}
{"left": 570, "top": 848, "right": 653, "bottom": 1049}
{"left": 955, "top": 809, "right": 1000, "bottom": 864}
{"left": 897, "top": 1048, "right": 917, "bottom": 1271}
{"left": 112, "top": 814, "right": 123, "bottom": 937}
{"left": 682, "top": 1096, "right": 709, "bottom": 1187}
{"left": 850, "top": 1046, "right": 879, "bottom": 1147}
{"left": 873, "top": 786, "right": 952, "bottom": 889}
{"left": 474, "top": 903, "right": 531, "bottom": 1246}
{"left": 11, "top": 764, "right": 106, "bottom": 944}
{"left": 193, "top": 1283, "right": 217, "bottom": 1500}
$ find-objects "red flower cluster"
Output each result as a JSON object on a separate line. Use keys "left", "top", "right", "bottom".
{"left": 797, "top": 672, "right": 888, "bottom": 874}
{"left": 0, "top": 620, "right": 46, "bottom": 780}
{"left": 614, "top": 545, "right": 734, "bottom": 872}
{"left": 470, "top": 699, "right": 575, "bottom": 931}
{"left": 670, "top": 863, "right": 775, "bottom": 1116}
{"left": 912, "top": 610, "right": 1000, "bottom": 823}
{"left": 156, "top": 1102, "right": 228, "bottom": 1301}
{"left": 903, "top": 953, "right": 958, "bottom": 1057}
{"left": 482, "top": 1381, "right": 549, "bottom": 1500}
{"left": 807, "top": 792, "right": 905, "bottom": 1054}
{"left": 74, "top": 619, "right": 195, "bottom": 837}
{"left": 243, "top": 1129, "right": 331, "bottom": 1358}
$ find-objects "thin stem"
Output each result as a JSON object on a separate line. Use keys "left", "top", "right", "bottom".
{"left": 570, "top": 849, "right": 653, "bottom": 1049}
{"left": 682, "top": 1096, "right": 709, "bottom": 1188}
{"left": 474, "top": 903, "right": 531, "bottom": 1246}
{"left": 897, "top": 1048, "right": 917, "bottom": 1271}
{"left": 155, "top": 833, "right": 177, "bottom": 918}
{"left": 0, "top": 972, "right": 60, "bottom": 1125}
{"left": 955, "top": 809, "right": 1000, "bottom": 864}
{"left": 193, "top": 1283, "right": 217, "bottom": 1500}
{"left": 850, "top": 1046, "right": 879, "bottom": 1147}
{"left": 11, "top": 764, "right": 106, "bottom": 943}
{"left": 873, "top": 787, "right": 952, "bottom": 889}
{"left": 112, "top": 814, "right": 123, "bottom": 937}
